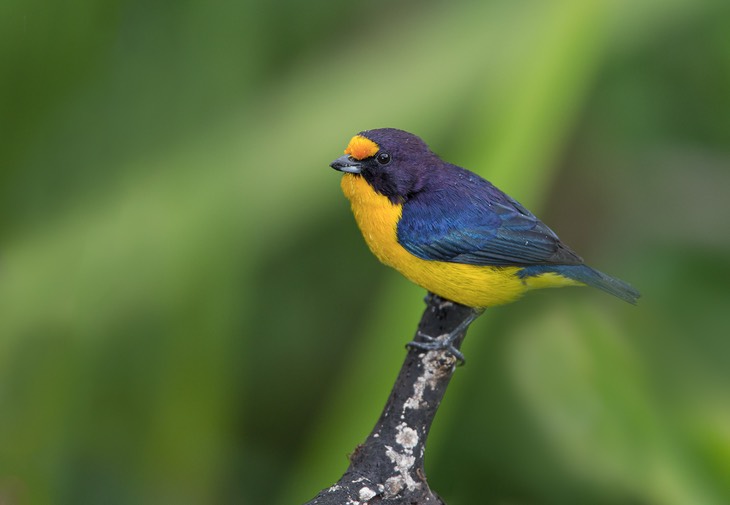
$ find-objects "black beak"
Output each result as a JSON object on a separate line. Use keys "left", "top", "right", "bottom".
{"left": 330, "top": 155, "right": 362, "bottom": 174}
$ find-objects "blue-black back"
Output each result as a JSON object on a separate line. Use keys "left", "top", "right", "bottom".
{"left": 397, "top": 163, "right": 584, "bottom": 267}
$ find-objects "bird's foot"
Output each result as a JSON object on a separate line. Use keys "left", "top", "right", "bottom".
{"left": 407, "top": 331, "right": 466, "bottom": 365}
{"left": 406, "top": 306, "right": 484, "bottom": 366}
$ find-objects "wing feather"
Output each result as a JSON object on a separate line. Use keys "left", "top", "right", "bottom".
{"left": 397, "top": 171, "right": 583, "bottom": 267}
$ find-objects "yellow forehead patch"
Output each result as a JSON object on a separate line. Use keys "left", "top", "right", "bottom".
{"left": 344, "top": 135, "right": 379, "bottom": 160}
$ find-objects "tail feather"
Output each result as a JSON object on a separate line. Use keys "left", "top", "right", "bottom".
{"left": 561, "top": 265, "right": 640, "bottom": 304}
{"left": 521, "top": 264, "right": 641, "bottom": 304}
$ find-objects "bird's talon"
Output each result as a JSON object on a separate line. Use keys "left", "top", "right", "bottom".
{"left": 416, "top": 330, "right": 437, "bottom": 343}
{"left": 407, "top": 334, "right": 466, "bottom": 365}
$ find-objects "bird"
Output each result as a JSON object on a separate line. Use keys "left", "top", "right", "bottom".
{"left": 330, "top": 128, "right": 639, "bottom": 359}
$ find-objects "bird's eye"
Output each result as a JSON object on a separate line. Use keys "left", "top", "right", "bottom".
{"left": 376, "top": 152, "right": 391, "bottom": 165}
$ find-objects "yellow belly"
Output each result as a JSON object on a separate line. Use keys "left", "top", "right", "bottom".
{"left": 340, "top": 174, "right": 577, "bottom": 307}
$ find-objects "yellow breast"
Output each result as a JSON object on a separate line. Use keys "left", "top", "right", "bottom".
{"left": 340, "top": 174, "right": 536, "bottom": 307}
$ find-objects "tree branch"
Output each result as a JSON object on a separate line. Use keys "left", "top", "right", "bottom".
{"left": 303, "top": 293, "right": 477, "bottom": 505}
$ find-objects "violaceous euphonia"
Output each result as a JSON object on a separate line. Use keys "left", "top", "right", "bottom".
{"left": 330, "top": 128, "right": 639, "bottom": 358}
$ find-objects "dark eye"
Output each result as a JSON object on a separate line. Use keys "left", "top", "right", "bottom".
{"left": 376, "top": 152, "right": 391, "bottom": 165}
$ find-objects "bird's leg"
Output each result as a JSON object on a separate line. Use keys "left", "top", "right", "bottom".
{"left": 422, "top": 291, "right": 438, "bottom": 305}
{"left": 407, "top": 305, "right": 485, "bottom": 365}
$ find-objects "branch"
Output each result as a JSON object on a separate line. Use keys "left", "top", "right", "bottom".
{"left": 303, "top": 293, "right": 477, "bottom": 505}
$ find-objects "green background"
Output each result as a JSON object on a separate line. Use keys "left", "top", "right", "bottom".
{"left": 2, "top": 0, "right": 729, "bottom": 504}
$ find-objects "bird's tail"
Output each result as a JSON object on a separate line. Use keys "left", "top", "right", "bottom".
{"left": 520, "top": 264, "right": 640, "bottom": 304}
{"left": 558, "top": 264, "right": 640, "bottom": 304}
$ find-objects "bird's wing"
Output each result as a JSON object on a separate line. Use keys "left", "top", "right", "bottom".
{"left": 397, "top": 179, "right": 583, "bottom": 267}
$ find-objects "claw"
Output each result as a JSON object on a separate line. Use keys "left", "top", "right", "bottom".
{"left": 407, "top": 338, "right": 466, "bottom": 365}
{"left": 416, "top": 330, "right": 435, "bottom": 343}
{"left": 406, "top": 307, "right": 484, "bottom": 366}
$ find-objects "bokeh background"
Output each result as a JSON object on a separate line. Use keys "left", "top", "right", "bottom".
{"left": 2, "top": 0, "right": 729, "bottom": 504}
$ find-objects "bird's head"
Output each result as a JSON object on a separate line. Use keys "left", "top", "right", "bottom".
{"left": 330, "top": 128, "right": 437, "bottom": 203}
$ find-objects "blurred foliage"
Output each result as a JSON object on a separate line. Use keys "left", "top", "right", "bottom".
{"left": 1, "top": 0, "right": 730, "bottom": 504}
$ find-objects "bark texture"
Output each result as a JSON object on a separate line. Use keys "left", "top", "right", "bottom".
{"left": 303, "top": 293, "right": 477, "bottom": 505}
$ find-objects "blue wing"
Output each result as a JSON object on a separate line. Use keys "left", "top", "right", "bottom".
{"left": 397, "top": 167, "right": 583, "bottom": 267}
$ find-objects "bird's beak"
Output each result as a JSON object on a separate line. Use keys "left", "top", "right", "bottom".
{"left": 330, "top": 155, "right": 363, "bottom": 174}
